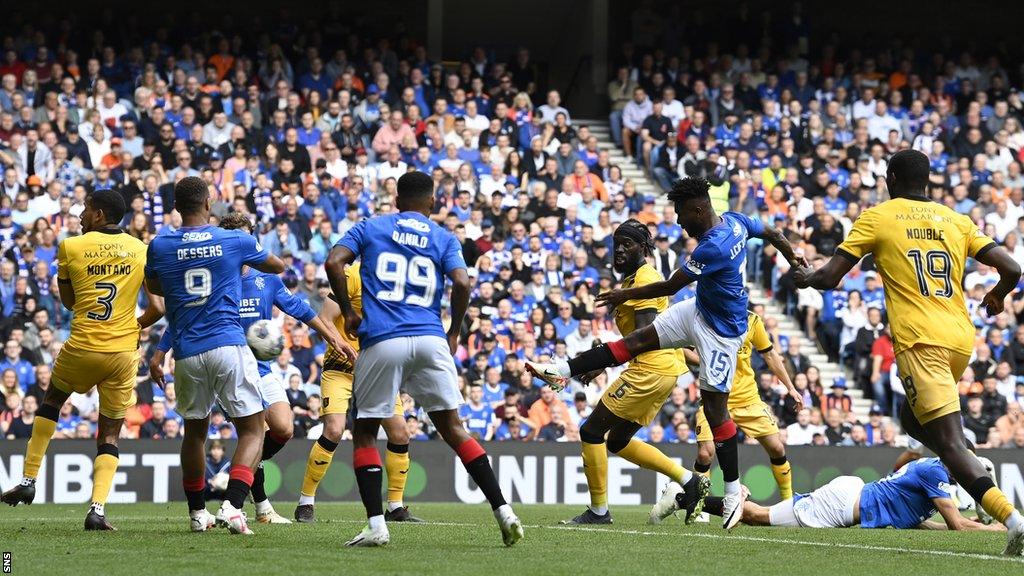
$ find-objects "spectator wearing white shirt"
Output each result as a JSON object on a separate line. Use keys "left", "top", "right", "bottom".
{"left": 621, "top": 87, "right": 652, "bottom": 160}
{"left": 564, "top": 318, "right": 596, "bottom": 358}
{"left": 96, "top": 89, "right": 128, "bottom": 127}
{"left": 537, "top": 90, "right": 570, "bottom": 125}
{"left": 202, "top": 112, "right": 236, "bottom": 148}
{"left": 271, "top": 348, "right": 303, "bottom": 385}
{"left": 660, "top": 86, "right": 685, "bottom": 127}
{"left": 375, "top": 147, "right": 408, "bottom": 184}
{"left": 851, "top": 88, "right": 876, "bottom": 121}
{"left": 985, "top": 201, "right": 1017, "bottom": 242}
{"left": 866, "top": 101, "right": 902, "bottom": 142}
{"left": 785, "top": 408, "right": 823, "bottom": 445}
{"left": 479, "top": 164, "right": 507, "bottom": 197}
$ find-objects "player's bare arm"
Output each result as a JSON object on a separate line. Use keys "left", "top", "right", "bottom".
{"left": 596, "top": 268, "right": 693, "bottom": 310}
{"left": 308, "top": 314, "right": 356, "bottom": 364}
{"left": 325, "top": 245, "right": 359, "bottom": 337}
{"left": 447, "top": 267, "right": 472, "bottom": 355}
{"left": 794, "top": 253, "right": 856, "bottom": 290}
{"left": 145, "top": 275, "right": 164, "bottom": 297}
{"left": 974, "top": 245, "right": 1022, "bottom": 316}
{"left": 922, "top": 498, "right": 1007, "bottom": 532}
{"left": 57, "top": 277, "right": 76, "bottom": 310}
{"left": 755, "top": 225, "right": 807, "bottom": 269}
{"left": 251, "top": 253, "right": 286, "bottom": 275}
{"left": 137, "top": 283, "right": 165, "bottom": 330}
{"left": 763, "top": 345, "right": 803, "bottom": 412}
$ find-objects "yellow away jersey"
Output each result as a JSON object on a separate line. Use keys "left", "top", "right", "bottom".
{"left": 728, "top": 312, "right": 774, "bottom": 407}
{"left": 837, "top": 197, "right": 994, "bottom": 356}
{"left": 57, "top": 230, "right": 147, "bottom": 352}
{"left": 323, "top": 262, "right": 361, "bottom": 373}
{"left": 614, "top": 263, "right": 687, "bottom": 376}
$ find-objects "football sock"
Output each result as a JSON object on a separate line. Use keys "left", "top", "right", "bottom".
{"left": 712, "top": 420, "right": 740, "bottom": 494}
{"left": 23, "top": 403, "right": 58, "bottom": 479}
{"left": 702, "top": 496, "right": 724, "bottom": 516}
{"left": 261, "top": 431, "right": 289, "bottom": 461}
{"left": 455, "top": 438, "right": 506, "bottom": 510}
{"left": 385, "top": 442, "right": 410, "bottom": 510}
{"left": 225, "top": 464, "right": 254, "bottom": 509}
{"left": 617, "top": 439, "right": 691, "bottom": 484}
{"left": 301, "top": 436, "right": 338, "bottom": 500}
{"left": 972, "top": 477, "right": 1016, "bottom": 526}
{"left": 581, "top": 439, "right": 609, "bottom": 514}
{"left": 567, "top": 341, "right": 633, "bottom": 377}
{"left": 251, "top": 464, "right": 268, "bottom": 503}
{"left": 183, "top": 477, "right": 206, "bottom": 512}
{"left": 354, "top": 446, "right": 384, "bottom": 519}
{"left": 90, "top": 443, "right": 119, "bottom": 508}
{"left": 694, "top": 459, "right": 712, "bottom": 477}
{"left": 770, "top": 456, "right": 793, "bottom": 500}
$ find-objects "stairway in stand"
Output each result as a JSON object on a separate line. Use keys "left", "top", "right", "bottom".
{"left": 581, "top": 118, "right": 871, "bottom": 423}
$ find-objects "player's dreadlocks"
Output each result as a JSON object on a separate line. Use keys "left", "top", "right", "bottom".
{"left": 667, "top": 176, "right": 711, "bottom": 206}
{"left": 613, "top": 218, "right": 654, "bottom": 256}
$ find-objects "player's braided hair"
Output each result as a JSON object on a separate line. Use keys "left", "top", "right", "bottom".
{"left": 667, "top": 176, "right": 711, "bottom": 206}
{"left": 613, "top": 218, "right": 654, "bottom": 256}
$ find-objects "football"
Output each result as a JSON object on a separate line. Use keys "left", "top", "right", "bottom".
{"left": 246, "top": 319, "right": 284, "bottom": 361}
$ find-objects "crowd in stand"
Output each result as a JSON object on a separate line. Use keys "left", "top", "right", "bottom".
{"left": 1, "top": 6, "right": 1023, "bottom": 450}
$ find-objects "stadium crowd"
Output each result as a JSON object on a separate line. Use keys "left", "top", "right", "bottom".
{"left": 0, "top": 6, "right": 1023, "bottom": 453}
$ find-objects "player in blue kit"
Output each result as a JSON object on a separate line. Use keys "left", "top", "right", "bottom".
{"left": 528, "top": 177, "right": 803, "bottom": 529}
{"left": 144, "top": 177, "right": 287, "bottom": 535}
{"left": 694, "top": 458, "right": 1006, "bottom": 532}
{"left": 325, "top": 171, "right": 522, "bottom": 547}
{"left": 151, "top": 213, "right": 352, "bottom": 525}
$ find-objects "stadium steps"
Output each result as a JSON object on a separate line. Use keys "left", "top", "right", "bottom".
{"left": 581, "top": 119, "right": 871, "bottom": 422}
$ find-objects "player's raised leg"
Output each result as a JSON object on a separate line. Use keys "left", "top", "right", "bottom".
{"left": 1, "top": 387, "right": 67, "bottom": 506}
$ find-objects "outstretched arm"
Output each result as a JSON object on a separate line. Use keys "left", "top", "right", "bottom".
{"left": 763, "top": 346, "right": 802, "bottom": 412}
{"left": 447, "top": 268, "right": 472, "bottom": 354}
{"left": 921, "top": 497, "right": 1006, "bottom": 532}
{"left": 756, "top": 225, "right": 806, "bottom": 269}
{"left": 976, "top": 245, "right": 1022, "bottom": 316}
{"left": 596, "top": 268, "right": 694, "bottom": 310}
{"left": 794, "top": 254, "right": 857, "bottom": 290}
{"left": 325, "top": 245, "right": 358, "bottom": 336}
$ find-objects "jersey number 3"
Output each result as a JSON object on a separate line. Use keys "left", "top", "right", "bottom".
{"left": 375, "top": 252, "right": 437, "bottom": 307}
{"left": 87, "top": 282, "right": 117, "bottom": 321}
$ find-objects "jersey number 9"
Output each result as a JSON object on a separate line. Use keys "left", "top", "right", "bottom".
{"left": 375, "top": 252, "right": 437, "bottom": 307}
{"left": 184, "top": 267, "right": 212, "bottom": 307}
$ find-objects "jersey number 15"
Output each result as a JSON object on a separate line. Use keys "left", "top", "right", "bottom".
{"left": 375, "top": 252, "right": 437, "bottom": 307}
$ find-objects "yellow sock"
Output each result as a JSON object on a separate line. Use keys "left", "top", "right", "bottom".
{"left": 91, "top": 452, "right": 119, "bottom": 506}
{"left": 980, "top": 486, "right": 1016, "bottom": 524}
{"left": 24, "top": 416, "right": 57, "bottom": 479}
{"left": 617, "top": 439, "right": 687, "bottom": 484}
{"left": 582, "top": 441, "right": 608, "bottom": 509}
{"left": 771, "top": 461, "right": 793, "bottom": 500}
{"left": 385, "top": 445, "right": 410, "bottom": 505}
{"left": 300, "top": 440, "right": 336, "bottom": 497}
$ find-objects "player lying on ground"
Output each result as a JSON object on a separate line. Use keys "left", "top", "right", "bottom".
{"left": 295, "top": 261, "right": 422, "bottom": 524}
{"left": 793, "top": 149, "right": 1024, "bottom": 556}
{"left": 2, "top": 190, "right": 164, "bottom": 531}
{"left": 145, "top": 177, "right": 295, "bottom": 535}
{"left": 149, "top": 212, "right": 353, "bottom": 525}
{"left": 683, "top": 458, "right": 1004, "bottom": 532}
{"left": 662, "top": 309, "right": 802, "bottom": 523}
{"left": 559, "top": 219, "right": 710, "bottom": 526}
{"left": 893, "top": 436, "right": 999, "bottom": 525}
{"left": 325, "top": 171, "right": 522, "bottom": 547}
{"left": 528, "top": 177, "right": 804, "bottom": 529}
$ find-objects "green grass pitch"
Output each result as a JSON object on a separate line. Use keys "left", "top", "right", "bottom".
{"left": 1, "top": 502, "right": 1020, "bottom": 576}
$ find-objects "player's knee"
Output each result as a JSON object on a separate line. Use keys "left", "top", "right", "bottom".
{"left": 579, "top": 424, "right": 605, "bottom": 446}
{"left": 386, "top": 420, "right": 410, "bottom": 445}
{"left": 606, "top": 434, "right": 630, "bottom": 454}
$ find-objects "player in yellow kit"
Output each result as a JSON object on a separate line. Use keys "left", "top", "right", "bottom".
{"left": 2, "top": 190, "right": 164, "bottom": 530}
{"left": 294, "top": 261, "right": 421, "bottom": 524}
{"left": 691, "top": 310, "right": 803, "bottom": 501}
{"left": 795, "top": 149, "right": 1024, "bottom": 556}
{"left": 542, "top": 220, "right": 708, "bottom": 526}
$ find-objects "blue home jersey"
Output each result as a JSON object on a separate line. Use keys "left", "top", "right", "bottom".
{"left": 859, "top": 458, "right": 953, "bottom": 529}
{"left": 681, "top": 211, "right": 764, "bottom": 338}
{"left": 458, "top": 403, "right": 495, "bottom": 438}
{"left": 158, "top": 269, "right": 317, "bottom": 377}
{"left": 338, "top": 211, "right": 466, "bottom": 348}
{"left": 145, "top": 225, "right": 269, "bottom": 359}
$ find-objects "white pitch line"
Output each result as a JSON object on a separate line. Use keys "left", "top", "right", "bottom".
{"left": 6, "top": 515, "right": 1022, "bottom": 563}
{"left": 545, "top": 524, "right": 1024, "bottom": 564}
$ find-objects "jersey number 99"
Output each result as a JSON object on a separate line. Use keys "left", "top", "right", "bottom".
{"left": 375, "top": 252, "right": 437, "bottom": 307}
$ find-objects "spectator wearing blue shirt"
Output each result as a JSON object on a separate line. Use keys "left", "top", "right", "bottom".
{"left": 297, "top": 58, "right": 332, "bottom": 100}
{"left": 552, "top": 303, "right": 580, "bottom": 340}
{"left": 0, "top": 341, "right": 36, "bottom": 392}
{"left": 480, "top": 334, "right": 508, "bottom": 368}
{"left": 297, "top": 180, "right": 337, "bottom": 224}
{"left": 308, "top": 219, "right": 341, "bottom": 265}
{"left": 862, "top": 272, "right": 885, "bottom": 310}
{"left": 481, "top": 368, "right": 510, "bottom": 407}
{"left": 0, "top": 259, "right": 16, "bottom": 318}
{"left": 459, "top": 385, "right": 496, "bottom": 440}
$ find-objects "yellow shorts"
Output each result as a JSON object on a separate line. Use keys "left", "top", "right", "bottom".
{"left": 51, "top": 342, "right": 139, "bottom": 420}
{"left": 319, "top": 370, "right": 402, "bottom": 418}
{"left": 894, "top": 344, "right": 970, "bottom": 424}
{"left": 695, "top": 400, "right": 779, "bottom": 443}
{"left": 603, "top": 369, "right": 679, "bottom": 426}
